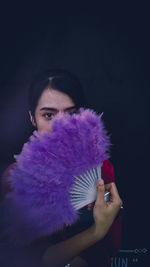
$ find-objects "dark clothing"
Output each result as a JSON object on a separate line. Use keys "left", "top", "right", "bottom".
{"left": 1, "top": 159, "right": 124, "bottom": 267}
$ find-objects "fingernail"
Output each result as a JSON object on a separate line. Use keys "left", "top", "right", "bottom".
{"left": 99, "top": 179, "right": 104, "bottom": 186}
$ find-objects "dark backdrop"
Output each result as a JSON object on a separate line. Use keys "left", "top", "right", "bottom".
{"left": 0, "top": 2, "right": 149, "bottom": 266}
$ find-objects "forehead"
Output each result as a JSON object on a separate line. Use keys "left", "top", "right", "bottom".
{"left": 36, "top": 88, "right": 75, "bottom": 110}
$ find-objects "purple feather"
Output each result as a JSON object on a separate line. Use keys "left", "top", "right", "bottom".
{"left": 5, "top": 108, "right": 111, "bottom": 245}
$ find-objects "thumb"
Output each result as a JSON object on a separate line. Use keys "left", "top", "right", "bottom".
{"left": 95, "top": 179, "right": 105, "bottom": 205}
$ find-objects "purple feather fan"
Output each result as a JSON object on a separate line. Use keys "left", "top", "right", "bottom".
{"left": 5, "top": 108, "right": 111, "bottom": 245}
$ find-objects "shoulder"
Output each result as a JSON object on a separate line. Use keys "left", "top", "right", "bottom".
{"left": 1, "top": 162, "right": 17, "bottom": 198}
{"left": 101, "top": 159, "right": 115, "bottom": 184}
{"left": 2, "top": 162, "right": 17, "bottom": 178}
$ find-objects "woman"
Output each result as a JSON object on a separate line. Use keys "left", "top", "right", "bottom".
{"left": 1, "top": 69, "right": 123, "bottom": 267}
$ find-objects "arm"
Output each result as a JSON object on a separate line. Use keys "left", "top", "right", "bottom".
{"left": 102, "top": 182, "right": 124, "bottom": 256}
{"left": 42, "top": 179, "right": 122, "bottom": 267}
{"left": 80, "top": 202, "right": 124, "bottom": 267}
{"left": 1, "top": 164, "right": 122, "bottom": 267}
{"left": 43, "top": 224, "right": 103, "bottom": 267}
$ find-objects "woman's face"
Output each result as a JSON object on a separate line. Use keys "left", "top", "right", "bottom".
{"left": 29, "top": 87, "right": 77, "bottom": 133}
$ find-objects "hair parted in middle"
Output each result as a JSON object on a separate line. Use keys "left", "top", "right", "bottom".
{"left": 28, "top": 69, "right": 87, "bottom": 117}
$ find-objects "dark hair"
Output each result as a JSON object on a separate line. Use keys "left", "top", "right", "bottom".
{"left": 28, "top": 69, "right": 87, "bottom": 116}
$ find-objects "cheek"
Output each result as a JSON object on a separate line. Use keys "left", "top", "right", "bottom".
{"left": 36, "top": 118, "right": 52, "bottom": 133}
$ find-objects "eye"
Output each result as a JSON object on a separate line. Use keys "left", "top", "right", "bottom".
{"left": 68, "top": 110, "right": 78, "bottom": 115}
{"left": 43, "top": 113, "right": 55, "bottom": 119}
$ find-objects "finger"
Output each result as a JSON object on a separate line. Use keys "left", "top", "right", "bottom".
{"left": 109, "top": 183, "right": 119, "bottom": 197}
{"left": 104, "top": 182, "right": 119, "bottom": 196}
{"left": 104, "top": 183, "right": 112, "bottom": 191}
{"left": 109, "top": 183, "right": 123, "bottom": 206}
{"left": 95, "top": 179, "right": 105, "bottom": 205}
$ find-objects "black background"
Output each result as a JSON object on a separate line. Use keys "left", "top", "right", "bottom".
{"left": 0, "top": 2, "right": 149, "bottom": 266}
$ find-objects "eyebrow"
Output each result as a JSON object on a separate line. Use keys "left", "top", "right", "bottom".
{"left": 40, "top": 106, "right": 77, "bottom": 112}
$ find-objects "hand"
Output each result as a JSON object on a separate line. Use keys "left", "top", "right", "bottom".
{"left": 93, "top": 179, "right": 122, "bottom": 238}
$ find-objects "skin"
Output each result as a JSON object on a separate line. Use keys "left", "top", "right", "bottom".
{"left": 29, "top": 87, "right": 123, "bottom": 267}
{"left": 29, "top": 87, "right": 77, "bottom": 133}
